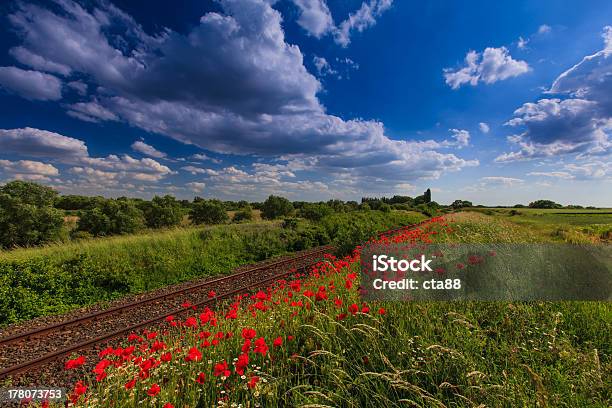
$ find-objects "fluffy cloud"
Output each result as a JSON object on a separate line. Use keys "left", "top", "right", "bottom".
{"left": 313, "top": 56, "right": 337, "bottom": 77}
{"left": 67, "top": 101, "right": 119, "bottom": 123}
{"left": 444, "top": 47, "right": 530, "bottom": 89}
{"left": 191, "top": 153, "right": 221, "bottom": 164}
{"left": 0, "top": 159, "right": 59, "bottom": 181}
{"left": 291, "top": 0, "right": 392, "bottom": 46}
{"left": 181, "top": 166, "right": 214, "bottom": 175}
{"left": 4, "top": 0, "right": 475, "bottom": 195}
{"left": 527, "top": 161, "right": 610, "bottom": 180}
{"left": 449, "top": 129, "right": 470, "bottom": 147}
{"left": 0, "top": 127, "right": 88, "bottom": 158}
{"left": 497, "top": 27, "right": 612, "bottom": 162}
{"left": 0, "top": 159, "right": 59, "bottom": 176}
{"left": 9, "top": 46, "right": 71, "bottom": 76}
{"left": 186, "top": 182, "right": 206, "bottom": 192}
{"left": 131, "top": 140, "right": 167, "bottom": 159}
{"left": 333, "top": 0, "right": 393, "bottom": 47}
{"left": 292, "top": 0, "right": 334, "bottom": 38}
{"left": 479, "top": 122, "right": 490, "bottom": 133}
{"left": 527, "top": 171, "right": 574, "bottom": 179}
{"left": 0, "top": 66, "right": 62, "bottom": 100}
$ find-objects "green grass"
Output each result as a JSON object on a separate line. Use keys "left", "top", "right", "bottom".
{"left": 462, "top": 208, "right": 612, "bottom": 243}
{"left": 0, "top": 210, "right": 425, "bottom": 326}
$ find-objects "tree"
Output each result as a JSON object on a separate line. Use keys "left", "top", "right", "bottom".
{"left": 528, "top": 200, "right": 562, "bottom": 209}
{"left": 0, "top": 180, "right": 58, "bottom": 206}
{"left": 77, "top": 199, "right": 145, "bottom": 236}
{"left": 190, "top": 199, "right": 229, "bottom": 225}
{"left": 261, "top": 195, "right": 293, "bottom": 219}
{"left": 140, "top": 195, "right": 183, "bottom": 228}
{"left": 298, "top": 203, "right": 333, "bottom": 221}
{"left": 0, "top": 185, "right": 64, "bottom": 248}
{"left": 451, "top": 199, "right": 472, "bottom": 209}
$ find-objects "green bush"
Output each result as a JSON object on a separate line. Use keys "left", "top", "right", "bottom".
{"left": 0, "top": 181, "right": 64, "bottom": 248}
{"left": 298, "top": 203, "right": 334, "bottom": 221}
{"left": 140, "top": 195, "right": 184, "bottom": 228}
{"left": 190, "top": 199, "right": 229, "bottom": 225}
{"left": 261, "top": 195, "right": 293, "bottom": 219}
{"left": 77, "top": 199, "right": 145, "bottom": 236}
{"left": 232, "top": 205, "right": 253, "bottom": 222}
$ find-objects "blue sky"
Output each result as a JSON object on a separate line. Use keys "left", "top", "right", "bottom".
{"left": 0, "top": 0, "right": 610, "bottom": 205}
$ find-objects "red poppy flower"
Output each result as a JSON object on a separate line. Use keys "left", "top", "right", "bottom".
{"left": 147, "top": 383, "right": 161, "bottom": 397}
{"left": 273, "top": 337, "right": 283, "bottom": 347}
{"left": 163, "top": 404, "right": 174, "bottom": 408}
{"left": 241, "top": 339, "right": 251, "bottom": 353}
{"left": 248, "top": 376, "right": 260, "bottom": 389}
{"left": 65, "top": 355, "right": 85, "bottom": 370}
{"left": 196, "top": 372, "right": 206, "bottom": 384}
{"left": 348, "top": 303, "right": 359, "bottom": 315}
{"left": 208, "top": 290, "right": 216, "bottom": 298}
{"left": 213, "top": 360, "right": 231, "bottom": 377}
{"left": 184, "top": 316, "right": 198, "bottom": 328}
{"left": 254, "top": 337, "right": 269, "bottom": 356}
{"left": 235, "top": 353, "right": 249, "bottom": 375}
{"left": 125, "top": 379, "right": 136, "bottom": 390}
{"left": 161, "top": 352, "right": 172, "bottom": 362}
{"left": 378, "top": 307, "right": 386, "bottom": 315}
{"left": 151, "top": 340, "right": 166, "bottom": 352}
{"left": 165, "top": 315, "right": 174, "bottom": 322}
{"left": 241, "top": 328, "right": 256, "bottom": 340}
{"left": 185, "top": 347, "right": 202, "bottom": 362}
{"left": 74, "top": 381, "right": 87, "bottom": 396}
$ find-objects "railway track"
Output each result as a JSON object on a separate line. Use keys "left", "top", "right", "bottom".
{"left": 0, "top": 221, "right": 428, "bottom": 382}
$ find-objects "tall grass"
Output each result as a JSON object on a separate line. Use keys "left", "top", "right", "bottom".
{"left": 0, "top": 211, "right": 425, "bottom": 326}
{"left": 67, "top": 216, "right": 610, "bottom": 407}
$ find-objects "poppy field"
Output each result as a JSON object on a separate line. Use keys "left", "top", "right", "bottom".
{"left": 55, "top": 214, "right": 611, "bottom": 407}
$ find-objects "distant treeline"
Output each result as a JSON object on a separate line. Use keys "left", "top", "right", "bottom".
{"left": 0, "top": 180, "right": 597, "bottom": 249}
{"left": 0, "top": 181, "right": 438, "bottom": 249}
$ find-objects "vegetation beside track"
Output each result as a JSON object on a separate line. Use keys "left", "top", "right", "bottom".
{"left": 0, "top": 211, "right": 425, "bottom": 326}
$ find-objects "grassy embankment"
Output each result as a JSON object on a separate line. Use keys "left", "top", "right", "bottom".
{"left": 0, "top": 210, "right": 425, "bottom": 326}
{"left": 65, "top": 212, "right": 610, "bottom": 407}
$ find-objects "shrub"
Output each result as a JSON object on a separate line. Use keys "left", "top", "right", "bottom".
{"left": 77, "top": 199, "right": 145, "bottom": 236}
{"left": 378, "top": 203, "right": 391, "bottom": 212}
{"left": 0, "top": 181, "right": 64, "bottom": 248}
{"left": 261, "top": 195, "right": 293, "bottom": 219}
{"left": 190, "top": 199, "right": 229, "bottom": 225}
{"left": 233, "top": 205, "right": 253, "bottom": 222}
{"left": 140, "top": 195, "right": 184, "bottom": 228}
{"left": 298, "top": 203, "right": 333, "bottom": 221}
